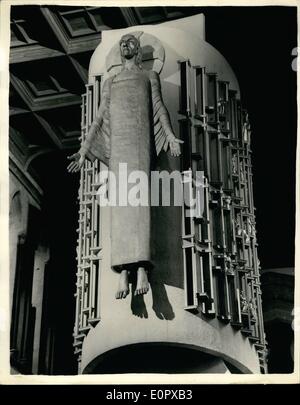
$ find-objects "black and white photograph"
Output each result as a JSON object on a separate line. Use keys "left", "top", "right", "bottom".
{"left": 0, "top": 0, "right": 298, "bottom": 383}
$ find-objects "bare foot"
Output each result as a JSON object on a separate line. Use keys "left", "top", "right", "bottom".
{"left": 115, "top": 269, "right": 129, "bottom": 299}
{"left": 134, "top": 267, "right": 149, "bottom": 296}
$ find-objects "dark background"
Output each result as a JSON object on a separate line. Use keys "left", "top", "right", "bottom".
{"left": 192, "top": 6, "right": 297, "bottom": 269}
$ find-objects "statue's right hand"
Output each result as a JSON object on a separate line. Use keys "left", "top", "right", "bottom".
{"left": 67, "top": 152, "right": 85, "bottom": 173}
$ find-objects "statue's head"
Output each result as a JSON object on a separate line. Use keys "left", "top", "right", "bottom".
{"left": 119, "top": 33, "right": 143, "bottom": 67}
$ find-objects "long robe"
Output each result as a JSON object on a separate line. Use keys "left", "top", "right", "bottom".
{"left": 80, "top": 68, "right": 174, "bottom": 270}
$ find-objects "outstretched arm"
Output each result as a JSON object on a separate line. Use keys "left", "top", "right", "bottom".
{"left": 150, "top": 71, "right": 183, "bottom": 157}
{"left": 67, "top": 78, "right": 111, "bottom": 172}
{"left": 78, "top": 90, "right": 108, "bottom": 159}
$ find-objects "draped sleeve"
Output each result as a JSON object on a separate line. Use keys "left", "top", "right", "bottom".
{"left": 149, "top": 70, "right": 175, "bottom": 156}
{"left": 79, "top": 77, "right": 113, "bottom": 166}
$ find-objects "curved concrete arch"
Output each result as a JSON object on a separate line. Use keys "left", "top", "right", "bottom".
{"left": 82, "top": 341, "right": 252, "bottom": 374}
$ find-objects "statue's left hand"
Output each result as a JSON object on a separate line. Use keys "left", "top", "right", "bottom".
{"left": 170, "top": 137, "right": 184, "bottom": 157}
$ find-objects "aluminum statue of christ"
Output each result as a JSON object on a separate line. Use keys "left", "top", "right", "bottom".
{"left": 67, "top": 33, "right": 182, "bottom": 299}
